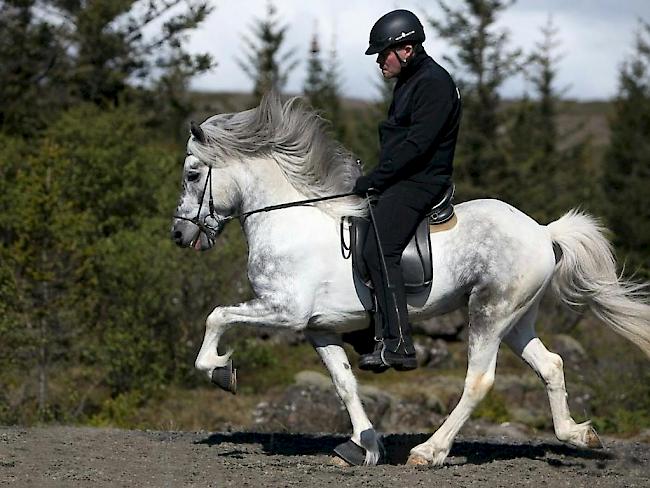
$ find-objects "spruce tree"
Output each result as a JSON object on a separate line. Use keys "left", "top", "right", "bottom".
{"left": 503, "top": 16, "right": 594, "bottom": 222}
{"left": 603, "top": 21, "right": 650, "bottom": 278}
{"left": 427, "top": 0, "right": 521, "bottom": 200}
{"left": 304, "top": 32, "right": 326, "bottom": 110}
{"left": 238, "top": 2, "right": 298, "bottom": 103}
{"left": 321, "top": 40, "right": 347, "bottom": 141}
{"left": 0, "top": 0, "right": 68, "bottom": 135}
{"left": 303, "top": 30, "right": 348, "bottom": 142}
{"left": 0, "top": 0, "right": 214, "bottom": 137}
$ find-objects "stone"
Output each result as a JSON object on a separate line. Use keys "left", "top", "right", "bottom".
{"left": 412, "top": 309, "right": 466, "bottom": 339}
{"left": 550, "top": 334, "right": 587, "bottom": 365}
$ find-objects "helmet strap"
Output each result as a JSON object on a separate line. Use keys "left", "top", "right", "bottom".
{"left": 392, "top": 48, "right": 409, "bottom": 68}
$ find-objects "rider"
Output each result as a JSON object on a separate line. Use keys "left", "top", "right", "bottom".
{"left": 353, "top": 9, "right": 462, "bottom": 372}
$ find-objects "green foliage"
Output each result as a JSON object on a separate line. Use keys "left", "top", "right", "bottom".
{"left": 573, "top": 321, "right": 650, "bottom": 435}
{"left": 472, "top": 390, "right": 510, "bottom": 424}
{"left": 303, "top": 30, "right": 347, "bottom": 142}
{"left": 602, "top": 21, "right": 650, "bottom": 279}
{"left": 429, "top": 0, "right": 522, "bottom": 201}
{"left": 501, "top": 17, "right": 596, "bottom": 223}
{"left": 238, "top": 2, "right": 298, "bottom": 103}
{"left": 0, "top": 1, "right": 68, "bottom": 135}
{"left": 0, "top": 0, "right": 214, "bottom": 138}
{"left": 0, "top": 103, "right": 250, "bottom": 423}
{"left": 88, "top": 390, "right": 148, "bottom": 428}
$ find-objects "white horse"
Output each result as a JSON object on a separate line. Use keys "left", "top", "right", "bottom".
{"left": 171, "top": 94, "right": 650, "bottom": 466}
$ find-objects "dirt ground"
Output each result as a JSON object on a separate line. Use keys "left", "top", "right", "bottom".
{"left": 0, "top": 426, "right": 648, "bottom": 487}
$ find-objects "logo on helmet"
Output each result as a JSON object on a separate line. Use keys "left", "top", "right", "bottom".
{"left": 394, "top": 30, "right": 415, "bottom": 41}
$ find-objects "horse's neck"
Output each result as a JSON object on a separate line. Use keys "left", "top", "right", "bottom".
{"left": 237, "top": 157, "right": 302, "bottom": 211}
{"left": 237, "top": 157, "right": 307, "bottom": 242}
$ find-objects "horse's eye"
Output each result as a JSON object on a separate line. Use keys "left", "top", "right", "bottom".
{"left": 187, "top": 172, "right": 200, "bottom": 182}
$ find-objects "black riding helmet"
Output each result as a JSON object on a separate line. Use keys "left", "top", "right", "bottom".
{"left": 365, "top": 9, "right": 425, "bottom": 55}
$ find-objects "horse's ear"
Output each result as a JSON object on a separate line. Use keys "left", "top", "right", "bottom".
{"left": 190, "top": 120, "right": 206, "bottom": 144}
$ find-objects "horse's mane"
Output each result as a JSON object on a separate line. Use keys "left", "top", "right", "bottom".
{"left": 188, "top": 93, "right": 367, "bottom": 219}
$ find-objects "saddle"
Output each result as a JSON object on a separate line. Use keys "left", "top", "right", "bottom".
{"left": 341, "top": 185, "right": 456, "bottom": 311}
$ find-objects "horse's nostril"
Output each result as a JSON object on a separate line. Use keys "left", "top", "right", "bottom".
{"left": 172, "top": 230, "right": 183, "bottom": 242}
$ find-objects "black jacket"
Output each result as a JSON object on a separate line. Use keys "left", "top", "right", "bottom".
{"left": 368, "top": 50, "right": 461, "bottom": 191}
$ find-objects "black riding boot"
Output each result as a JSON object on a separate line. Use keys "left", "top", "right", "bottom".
{"left": 358, "top": 337, "right": 417, "bottom": 372}
{"left": 358, "top": 307, "right": 417, "bottom": 373}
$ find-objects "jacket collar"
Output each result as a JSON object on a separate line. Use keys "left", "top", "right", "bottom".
{"left": 398, "top": 48, "right": 429, "bottom": 82}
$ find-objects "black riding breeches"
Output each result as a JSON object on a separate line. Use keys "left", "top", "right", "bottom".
{"left": 362, "top": 181, "right": 448, "bottom": 353}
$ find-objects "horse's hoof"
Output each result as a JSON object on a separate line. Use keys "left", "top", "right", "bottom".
{"left": 585, "top": 426, "right": 603, "bottom": 449}
{"left": 211, "top": 360, "right": 237, "bottom": 394}
{"left": 333, "top": 440, "right": 366, "bottom": 466}
{"left": 330, "top": 456, "right": 352, "bottom": 467}
{"left": 406, "top": 453, "right": 429, "bottom": 466}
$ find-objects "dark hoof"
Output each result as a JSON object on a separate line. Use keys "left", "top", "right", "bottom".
{"left": 333, "top": 439, "right": 366, "bottom": 466}
{"left": 211, "top": 360, "right": 237, "bottom": 394}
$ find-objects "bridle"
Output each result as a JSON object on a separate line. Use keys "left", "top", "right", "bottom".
{"left": 174, "top": 165, "right": 222, "bottom": 241}
{"left": 174, "top": 165, "right": 356, "bottom": 241}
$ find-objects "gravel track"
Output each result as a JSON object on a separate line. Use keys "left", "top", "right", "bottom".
{"left": 0, "top": 426, "right": 648, "bottom": 487}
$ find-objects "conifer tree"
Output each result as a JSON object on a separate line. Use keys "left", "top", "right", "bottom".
{"left": 304, "top": 31, "right": 326, "bottom": 110}
{"left": 303, "top": 29, "right": 347, "bottom": 142}
{"left": 603, "top": 21, "right": 650, "bottom": 278}
{"left": 0, "top": 0, "right": 214, "bottom": 136}
{"left": 238, "top": 2, "right": 298, "bottom": 103}
{"left": 427, "top": 0, "right": 521, "bottom": 200}
{"left": 321, "top": 40, "right": 347, "bottom": 141}
{"left": 505, "top": 17, "right": 596, "bottom": 224}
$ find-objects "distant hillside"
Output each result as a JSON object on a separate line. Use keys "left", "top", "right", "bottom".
{"left": 189, "top": 91, "right": 614, "bottom": 150}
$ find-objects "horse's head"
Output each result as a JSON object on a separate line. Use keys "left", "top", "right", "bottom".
{"left": 171, "top": 121, "right": 240, "bottom": 251}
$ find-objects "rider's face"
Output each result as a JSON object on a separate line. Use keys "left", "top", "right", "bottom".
{"left": 376, "top": 45, "right": 412, "bottom": 79}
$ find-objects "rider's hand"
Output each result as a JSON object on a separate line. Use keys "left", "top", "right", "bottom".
{"left": 352, "top": 175, "right": 374, "bottom": 196}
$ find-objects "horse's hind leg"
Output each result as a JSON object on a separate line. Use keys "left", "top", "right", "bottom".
{"left": 504, "top": 305, "right": 603, "bottom": 449}
{"left": 305, "top": 331, "right": 382, "bottom": 466}
{"left": 407, "top": 323, "right": 503, "bottom": 466}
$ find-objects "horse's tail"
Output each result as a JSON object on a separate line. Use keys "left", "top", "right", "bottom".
{"left": 547, "top": 209, "right": 650, "bottom": 358}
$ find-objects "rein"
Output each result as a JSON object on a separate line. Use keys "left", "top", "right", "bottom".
{"left": 174, "top": 166, "right": 357, "bottom": 240}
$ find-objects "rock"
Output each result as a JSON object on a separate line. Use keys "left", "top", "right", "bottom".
{"left": 413, "top": 337, "right": 453, "bottom": 368}
{"left": 412, "top": 309, "right": 466, "bottom": 339}
{"left": 381, "top": 397, "right": 443, "bottom": 433}
{"left": 427, "top": 339, "right": 452, "bottom": 368}
{"left": 253, "top": 383, "right": 349, "bottom": 432}
{"left": 294, "top": 370, "right": 332, "bottom": 389}
{"left": 509, "top": 407, "right": 549, "bottom": 429}
{"left": 424, "top": 392, "right": 446, "bottom": 414}
{"left": 253, "top": 371, "right": 392, "bottom": 433}
{"left": 550, "top": 334, "right": 587, "bottom": 365}
{"left": 413, "top": 339, "right": 431, "bottom": 367}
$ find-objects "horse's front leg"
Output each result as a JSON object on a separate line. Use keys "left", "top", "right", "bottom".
{"left": 195, "top": 298, "right": 306, "bottom": 378}
{"left": 305, "top": 330, "right": 383, "bottom": 466}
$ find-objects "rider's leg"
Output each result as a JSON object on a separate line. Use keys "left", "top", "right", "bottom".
{"left": 362, "top": 183, "right": 444, "bottom": 355}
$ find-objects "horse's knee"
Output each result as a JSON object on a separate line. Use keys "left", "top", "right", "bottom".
{"left": 206, "top": 308, "right": 226, "bottom": 330}
{"left": 465, "top": 371, "right": 495, "bottom": 402}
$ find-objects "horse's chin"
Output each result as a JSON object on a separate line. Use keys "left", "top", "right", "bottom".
{"left": 191, "top": 231, "right": 215, "bottom": 251}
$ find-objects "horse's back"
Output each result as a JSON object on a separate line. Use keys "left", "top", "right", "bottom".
{"left": 422, "top": 198, "right": 556, "bottom": 314}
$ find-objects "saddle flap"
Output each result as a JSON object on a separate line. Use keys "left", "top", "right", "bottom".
{"left": 401, "top": 217, "right": 433, "bottom": 287}
{"left": 428, "top": 185, "right": 455, "bottom": 224}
